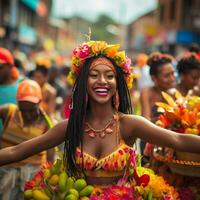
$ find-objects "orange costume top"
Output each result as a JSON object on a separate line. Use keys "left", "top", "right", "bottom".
{"left": 75, "top": 115, "right": 136, "bottom": 178}
{"left": 1, "top": 104, "right": 52, "bottom": 166}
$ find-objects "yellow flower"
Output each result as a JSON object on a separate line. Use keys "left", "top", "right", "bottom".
{"left": 115, "top": 51, "right": 126, "bottom": 66}
{"left": 72, "top": 56, "right": 80, "bottom": 66}
{"left": 104, "top": 44, "right": 120, "bottom": 58}
{"left": 67, "top": 71, "right": 75, "bottom": 86}
{"left": 126, "top": 73, "right": 134, "bottom": 89}
{"left": 90, "top": 41, "right": 107, "bottom": 54}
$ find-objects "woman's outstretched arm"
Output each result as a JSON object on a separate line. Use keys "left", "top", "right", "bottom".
{"left": 127, "top": 115, "right": 200, "bottom": 153}
{"left": 0, "top": 119, "right": 68, "bottom": 166}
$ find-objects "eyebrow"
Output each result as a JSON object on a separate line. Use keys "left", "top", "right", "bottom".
{"left": 89, "top": 69, "right": 115, "bottom": 73}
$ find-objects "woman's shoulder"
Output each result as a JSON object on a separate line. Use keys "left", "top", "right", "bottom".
{"left": 119, "top": 113, "right": 145, "bottom": 128}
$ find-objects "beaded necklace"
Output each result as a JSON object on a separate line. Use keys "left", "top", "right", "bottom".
{"left": 84, "top": 114, "right": 117, "bottom": 138}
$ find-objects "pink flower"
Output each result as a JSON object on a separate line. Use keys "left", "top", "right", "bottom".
{"left": 123, "top": 57, "right": 131, "bottom": 70}
{"left": 73, "top": 44, "right": 91, "bottom": 59}
{"left": 163, "top": 195, "right": 172, "bottom": 200}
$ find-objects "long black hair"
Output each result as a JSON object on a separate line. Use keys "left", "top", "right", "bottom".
{"left": 64, "top": 55, "right": 132, "bottom": 176}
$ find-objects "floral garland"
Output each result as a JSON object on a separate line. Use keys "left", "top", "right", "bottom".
{"left": 67, "top": 41, "right": 134, "bottom": 89}
{"left": 155, "top": 91, "right": 200, "bottom": 135}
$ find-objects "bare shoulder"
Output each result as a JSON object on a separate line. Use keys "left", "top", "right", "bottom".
{"left": 120, "top": 113, "right": 147, "bottom": 127}
{"left": 119, "top": 114, "right": 148, "bottom": 139}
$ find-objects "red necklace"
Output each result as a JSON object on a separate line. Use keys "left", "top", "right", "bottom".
{"left": 84, "top": 115, "right": 117, "bottom": 138}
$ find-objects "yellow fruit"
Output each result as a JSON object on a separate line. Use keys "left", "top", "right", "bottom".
{"left": 32, "top": 190, "right": 50, "bottom": 200}
{"left": 43, "top": 169, "right": 51, "bottom": 179}
{"left": 48, "top": 174, "right": 59, "bottom": 186}
{"left": 68, "top": 188, "right": 79, "bottom": 198}
{"left": 80, "top": 197, "right": 90, "bottom": 200}
{"left": 66, "top": 177, "right": 74, "bottom": 192}
{"left": 74, "top": 179, "right": 87, "bottom": 192}
{"left": 24, "top": 189, "right": 33, "bottom": 199}
{"left": 65, "top": 194, "right": 78, "bottom": 200}
{"left": 59, "top": 172, "right": 68, "bottom": 192}
{"left": 79, "top": 185, "right": 94, "bottom": 197}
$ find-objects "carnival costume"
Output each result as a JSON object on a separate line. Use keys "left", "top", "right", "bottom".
{"left": 24, "top": 40, "right": 179, "bottom": 200}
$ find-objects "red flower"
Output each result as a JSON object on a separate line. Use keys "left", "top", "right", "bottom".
{"left": 133, "top": 170, "right": 150, "bottom": 187}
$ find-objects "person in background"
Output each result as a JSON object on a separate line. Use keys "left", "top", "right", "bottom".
{"left": 0, "top": 48, "right": 20, "bottom": 134}
{"left": 140, "top": 52, "right": 176, "bottom": 163}
{"left": 136, "top": 53, "right": 154, "bottom": 91}
{"left": 176, "top": 53, "right": 200, "bottom": 96}
{"left": 140, "top": 52, "right": 176, "bottom": 122}
{"left": 0, "top": 79, "right": 54, "bottom": 200}
{"left": 32, "top": 62, "right": 56, "bottom": 117}
{"left": 48, "top": 65, "right": 67, "bottom": 120}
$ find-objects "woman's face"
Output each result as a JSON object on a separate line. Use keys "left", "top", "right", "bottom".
{"left": 87, "top": 63, "right": 117, "bottom": 105}
{"left": 152, "top": 63, "right": 176, "bottom": 90}
{"left": 181, "top": 69, "right": 200, "bottom": 89}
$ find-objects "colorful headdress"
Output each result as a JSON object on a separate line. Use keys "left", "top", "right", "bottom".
{"left": 67, "top": 40, "right": 134, "bottom": 89}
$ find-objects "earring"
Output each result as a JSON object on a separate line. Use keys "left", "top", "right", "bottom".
{"left": 69, "top": 97, "right": 73, "bottom": 110}
{"left": 114, "top": 91, "right": 119, "bottom": 111}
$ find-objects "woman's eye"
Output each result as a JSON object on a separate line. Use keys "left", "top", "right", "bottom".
{"left": 107, "top": 74, "right": 114, "bottom": 79}
{"left": 89, "top": 74, "right": 98, "bottom": 78}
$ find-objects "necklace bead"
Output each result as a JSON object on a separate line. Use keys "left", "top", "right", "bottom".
{"left": 85, "top": 115, "right": 116, "bottom": 138}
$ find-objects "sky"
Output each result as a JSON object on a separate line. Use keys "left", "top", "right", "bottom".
{"left": 52, "top": 0, "right": 158, "bottom": 24}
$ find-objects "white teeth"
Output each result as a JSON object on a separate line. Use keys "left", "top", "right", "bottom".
{"left": 95, "top": 88, "right": 108, "bottom": 92}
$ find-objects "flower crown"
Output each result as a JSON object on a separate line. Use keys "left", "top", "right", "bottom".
{"left": 67, "top": 40, "right": 134, "bottom": 89}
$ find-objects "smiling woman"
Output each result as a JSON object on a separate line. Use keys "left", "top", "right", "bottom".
{"left": 0, "top": 40, "right": 200, "bottom": 200}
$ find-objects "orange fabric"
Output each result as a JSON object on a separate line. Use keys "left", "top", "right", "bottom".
{"left": 0, "top": 48, "right": 14, "bottom": 65}
{"left": 75, "top": 143, "right": 133, "bottom": 174}
{"left": 16, "top": 80, "right": 42, "bottom": 103}
{"left": 1, "top": 104, "right": 47, "bottom": 166}
{"left": 90, "top": 57, "right": 115, "bottom": 72}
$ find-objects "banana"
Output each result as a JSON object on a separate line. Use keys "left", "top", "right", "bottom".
{"left": 24, "top": 189, "right": 33, "bottom": 199}
{"left": 68, "top": 188, "right": 79, "bottom": 199}
{"left": 65, "top": 194, "right": 78, "bottom": 200}
{"left": 79, "top": 185, "right": 94, "bottom": 197}
{"left": 48, "top": 174, "right": 59, "bottom": 186}
{"left": 65, "top": 177, "right": 74, "bottom": 192}
{"left": 32, "top": 190, "right": 50, "bottom": 200}
{"left": 59, "top": 171, "right": 68, "bottom": 192}
{"left": 74, "top": 179, "right": 87, "bottom": 192}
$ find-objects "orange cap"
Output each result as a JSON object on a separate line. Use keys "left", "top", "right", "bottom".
{"left": 0, "top": 48, "right": 14, "bottom": 65}
{"left": 16, "top": 79, "right": 42, "bottom": 103}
